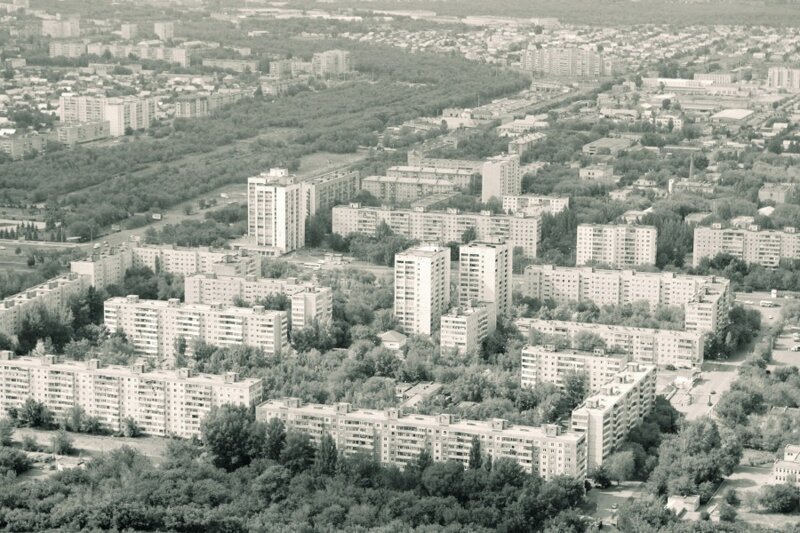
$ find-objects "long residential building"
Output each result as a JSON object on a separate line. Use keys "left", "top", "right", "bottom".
{"left": 0, "top": 273, "right": 88, "bottom": 338}
{"left": 58, "top": 94, "right": 156, "bottom": 136}
{"left": 175, "top": 91, "right": 246, "bottom": 118}
{"left": 49, "top": 41, "right": 87, "bottom": 58}
{"left": 184, "top": 274, "right": 332, "bottom": 330}
{"left": 311, "top": 49, "right": 352, "bottom": 76}
{"left": 70, "top": 244, "right": 261, "bottom": 289}
{"left": 406, "top": 151, "right": 485, "bottom": 174}
{"left": 257, "top": 398, "right": 587, "bottom": 480}
{"left": 86, "top": 43, "right": 188, "bottom": 67}
{"left": 361, "top": 175, "right": 455, "bottom": 203}
{"left": 394, "top": 245, "right": 450, "bottom": 336}
{"left": 767, "top": 67, "right": 800, "bottom": 92}
{"left": 521, "top": 345, "right": 627, "bottom": 393}
{"left": 692, "top": 224, "right": 800, "bottom": 268}
{"left": 576, "top": 224, "right": 657, "bottom": 268}
{"left": 515, "top": 318, "right": 704, "bottom": 368}
{"left": 502, "top": 195, "right": 569, "bottom": 216}
{"left": 0, "top": 352, "right": 262, "bottom": 438}
{"left": 333, "top": 204, "right": 542, "bottom": 258}
{"left": 104, "top": 296, "right": 289, "bottom": 360}
{"left": 301, "top": 169, "right": 360, "bottom": 216}
{"left": 523, "top": 265, "right": 731, "bottom": 334}
{"left": 387, "top": 165, "right": 478, "bottom": 189}
{"left": 522, "top": 46, "right": 617, "bottom": 78}
{"left": 571, "top": 363, "right": 657, "bottom": 470}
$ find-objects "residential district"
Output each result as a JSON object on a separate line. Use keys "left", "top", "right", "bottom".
{"left": 1, "top": 0, "right": 800, "bottom": 531}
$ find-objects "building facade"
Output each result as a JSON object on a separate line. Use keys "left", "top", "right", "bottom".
{"left": 523, "top": 265, "right": 731, "bottom": 334}
{"left": 481, "top": 154, "right": 521, "bottom": 203}
{"left": 693, "top": 224, "right": 800, "bottom": 268}
{"left": 571, "top": 363, "right": 657, "bottom": 470}
{"left": 521, "top": 345, "right": 627, "bottom": 392}
{"left": 247, "top": 169, "right": 305, "bottom": 254}
{"left": 333, "top": 204, "right": 542, "bottom": 258}
{"left": 0, "top": 273, "right": 87, "bottom": 338}
{"left": 502, "top": 195, "right": 569, "bottom": 216}
{"left": 312, "top": 50, "right": 351, "bottom": 76}
{"left": 522, "top": 46, "right": 616, "bottom": 78}
{"left": 104, "top": 296, "right": 289, "bottom": 360}
{"left": 361, "top": 175, "right": 455, "bottom": 203}
{"left": 394, "top": 245, "right": 450, "bottom": 336}
{"left": 0, "top": 352, "right": 261, "bottom": 438}
{"left": 301, "top": 169, "right": 361, "bottom": 216}
{"left": 440, "top": 305, "right": 496, "bottom": 355}
{"left": 576, "top": 224, "right": 657, "bottom": 268}
{"left": 257, "top": 398, "right": 587, "bottom": 480}
{"left": 184, "top": 274, "right": 332, "bottom": 330}
{"left": 516, "top": 318, "right": 704, "bottom": 368}
{"left": 458, "top": 241, "right": 513, "bottom": 317}
{"left": 773, "top": 444, "right": 800, "bottom": 487}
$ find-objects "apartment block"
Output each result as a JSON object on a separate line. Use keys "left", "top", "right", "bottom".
{"left": 104, "top": 96, "right": 157, "bottom": 136}
{"left": 257, "top": 398, "right": 586, "bottom": 480}
{"left": 312, "top": 50, "right": 351, "bottom": 76}
{"left": 502, "top": 195, "right": 569, "bottom": 216}
{"left": 301, "top": 169, "right": 361, "bottom": 216}
{"left": 693, "top": 224, "right": 800, "bottom": 268}
{"left": 507, "top": 132, "right": 546, "bottom": 156}
{"left": 481, "top": 154, "right": 521, "bottom": 204}
{"left": 333, "top": 204, "right": 541, "bottom": 258}
{"left": 386, "top": 165, "right": 477, "bottom": 189}
{"left": 49, "top": 41, "right": 87, "bottom": 58}
{"left": 758, "top": 183, "right": 795, "bottom": 204}
{"left": 59, "top": 94, "right": 106, "bottom": 123}
{"left": 516, "top": 318, "right": 704, "bottom": 368}
{"left": 86, "top": 43, "right": 188, "bottom": 67}
{"left": 247, "top": 169, "right": 305, "bottom": 255}
{"left": 0, "top": 273, "right": 87, "bottom": 338}
{"left": 440, "top": 305, "right": 496, "bottom": 355}
{"left": 522, "top": 46, "right": 616, "bottom": 78}
{"left": 361, "top": 175, "right": 455, "bottom": 203}
{"left": 52, "top": 121, "right": 110, "bottom": 146}
{"left": 184, "top": 274, "right": 332, "bottom": 330}
{"left": 0, "top": 134, "right": 46, "bottom": 160}
{"left": 394, "top": 245, "right": 450, "bottom": 336}
{"left": 571, "top": 363, "right": 656, "bottom": 470}
{"left": 0, "top": 352, "right": 262, "bottom": 438}
{"left": 104, "top": 296, "right": 288, "bottom": 360}
{"left": 175, "top": 91, "right": 246, "bottom": 119}
{"left": 406, "top": 151, "right": 485, "bottom": 174}
{"left": 458, "top": 241, "right": 512, "bottom": 317}
{"left": 576, "top": 224, "right": 657, "bottom": 268}
{"left": 582, "top": 137, "right": 633, "bottom": 156}
{"left": 523, "top": 265, "right": 731, "bottom": 334}
{"left": 120, "top": 23, "right": 138, "bottom": 40}
{"left": 201, "top": 58, "right": 260, "bottom": 73}
{"left": 42, "top": 17, "right": 80, "bottom": 38}
{"left": 153, "top": 21, "right": 174, "bottom": 40}
{"left": 521, "top": 345, "right": 627, "bottom": 392}
{"left": 129, "top": 244, "right": 261, "bottom": 278}
{"left": 767, "top": 67, "right": 800, "bottom": 92}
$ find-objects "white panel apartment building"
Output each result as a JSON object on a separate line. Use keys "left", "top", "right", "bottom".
{"left": 693, "top": 224, "right": 800, "bottom": 268}
{"left": 58, "top": 94, "right": 156, "bottom": 136}
{"left": 70, "top": 244, "right": 261, "bottom": 289}
{"left": 576, "top": 224, "right": 657, "bottom": 268}
{"left": 185, "top": 274, "right": 332, "bottom": 330}
{"left": 104, "top": 296, "right": 289, "bottom": 360}
{"left": 333, "top": 204, "right": 542, "bottom": 258}
{"left": 458, "top": 241, "right": 513, "bottom": 317}
{"left": 481, "top": 154, "right": 521, "bottom": 203}
{"left": 301, "top": 169, "right": 360, "bottom": 216}
{"left": 312, "top": 50, "right": 352, "bottom": 76}
{"left": 767, "top": 67, "right": 800, "bottom": 92}
{"left": 516, "top": 318, "right": 704, "bottom": 368}
{"left": 502, "top": 195, "right": 569, "bottom": 216}
{"left": 394, "top": 245, "right": 450, "bottom": 335}
{"left": 257, "top": 398, "right": 587, "bottom": 480}
{"left": 386, "top": 165, "right": 477, "bottom": 189}
{"left": 521, "top": 345, "right": 627, "bottom": 393}
{"left": 0, "top": 273, "right": 88, "bottom": 338}
{"left": 0, "top": 352, "right": 262, "bottom": 438}
{"left": 440, "top": 305, "right": 496, "bottom": 355}
{"left": 523, "top": 265, "right": 732, "bottom": 334}
{"left": 571, "top": 363, "right": 656, "bottom": 470}
{"left": 248, "top": 169, "right": 305, "bottom": 255}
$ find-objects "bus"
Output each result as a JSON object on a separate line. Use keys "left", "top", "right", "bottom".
{"left": 760, "top": 300, "right": 777, "bottom": 308}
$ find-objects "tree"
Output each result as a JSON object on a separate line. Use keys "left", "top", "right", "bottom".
{"left": 261, "top": 418, "right": 286, "bottom": 461}
{"left": 17, "top": 304, "right": 74, "bottom": 355}
{"left": 16, "top": 398, "right": 53, "bottom": 428}
{"left": 315, "top": 433, "right": 338, "bottom": 476}
{"left": 280, "top": 431, "right": 315, "bottom": 474}
{"left": 616, "top": 496, "right": 677, "bottom": 531}
{"left": 461, "top": 226, "right": 477, "bottom": 244}
{"left": 604, "top": 450, "right": 635, "bottom": 485}
{"left": 0, "top": 418, "right": 13, "bottom": 446}
{"left": 201, "top": 404, "right": 254, "bottom": 471}
{"left": 50, "top": 429, "right": 75, "bottom": 455}
{"left": 0, "top": 447, "right": 31, "bottom": 477}
{"left": 718, "top": 502, "right": 736, "bottom": 522}
{"left": 589, "top": 464, "right": 612, "bottom": 489}
{"left": 468, "top": 435, "right": 483, "bottom": 470}
{"left": 759, "top": 484, "right": 800, "bottom": 513}
{"left": 120, "top": 417, "right": 141, "bottom": 438}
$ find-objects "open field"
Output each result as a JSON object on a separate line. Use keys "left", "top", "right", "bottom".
{"left": 13, "top": 427, "right": 170, "bottom": 466}
{"left": 585, "top": 481, "right": 646, "bottom": 529}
